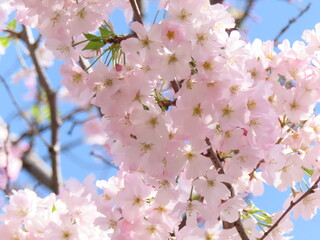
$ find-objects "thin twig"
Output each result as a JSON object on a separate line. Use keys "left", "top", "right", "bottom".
{"left": 13, "top": 107, "right": 90, "bottom": 144}
{"left": 0, "top": 75, "right": 50, "bottom": 147}
{"left": 129, "top": 0, "right": 143, "bottom": 24}
{"left": 21, "top": 26, "right": 62, "bottom": 194}
{"left": 248, "top": 159, "right": 265, "bottom": 180}
{"left": 68, "top": 118, "right": 94, "bottom": 135}
{"left": 274, "top": 3, "right": 311, "bottom": 45}
{"left": 90, "top": 151, "right": 117, "bottom": 169}
{"left": 60, "top": 139, "right": 83, "bottom": 152}
{"left": 259, "top": 175, "right": 320, "bottom": 240}
{"left": 236, "top": 0, "right": 256, "bottom": 28}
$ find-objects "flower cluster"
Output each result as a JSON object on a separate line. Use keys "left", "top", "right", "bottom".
{"left": 0, "top": 119, "right": 25, "bottom": 191}
{"left": 2, "top": 0, "right": 320, "bottom": 239}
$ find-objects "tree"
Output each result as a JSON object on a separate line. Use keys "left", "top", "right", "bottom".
{"left": 0, "top": 0, "right": 319, "bottom": 239}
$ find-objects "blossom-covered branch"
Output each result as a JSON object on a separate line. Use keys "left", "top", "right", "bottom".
{"left": 260, "top": 175, "right": 320, "bottom": 240}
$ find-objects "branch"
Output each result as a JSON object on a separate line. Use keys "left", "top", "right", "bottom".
{"left": 259, "top": 175, "right": 320, "bottom": 240}
{"left": 13, "top": 107, "right": 89, "bottom": 145}
{"left": 90, "top": 151, "right": 118, "bottom": 169}
{"left": 0, "top": 75, "right": 50, "bottom": 147}
{"left": 210, "top": 0, "right": 224, "bottom": 4}
{"left": 106, "top": 33, "right": 137, "bottom": 44}
{"left": 204, "top": 138, "right": 250, "bottom": 240}
{"left": 235, "top": 0, "right": 256, "bottom": 29}
{"left": 129, "top": 0, "right": 143, "bottom": 24}
{"left": 248, "top": 159, "right": 264, "bottom": 180}
{"left": 22, "top": 151, "right": 53, "bottom": 191}
{"left": 274, "top": 3, "right": 311, "bottom": 45}
{"left": 21, "top": 26, "right": 62, "bottom": 194}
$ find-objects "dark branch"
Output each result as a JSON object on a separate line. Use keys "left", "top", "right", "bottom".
{"left": 129, "top": 0, "right": 143, "bottom": 24}
{"left": 22, "top": 151, "right": 53, "bottom": 191}
{"left": 235, "top": 0, "right": 256, "bottom": 29}
{"left": 204, "top": 138, "right": 250, "bottom": 240}
{"left": 274, "top": 3, "right": 311, "bottom": 45}
{"left": 106, "top": 33, "right": 137, "bottom": 44}
{"left": 13, "top": 107, "right": 89, "bottom": 144}
{"left": 260, "top": 175, "right": 320, "bottom": 240}
{"left": 210, "top": 0, "right": 223, "bottom": 4}
{"left": 21, "top": 26, "right": 62, "bottom": 194}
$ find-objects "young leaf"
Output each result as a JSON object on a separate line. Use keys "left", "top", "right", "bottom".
{"left": 31, "top": 105, "right": 40, "bottom": 122}
{"left": 83, "top": 41, "right": 104, "bottom": 50}
{"left": 253, "top": 213, "right": 273, "bottom": 225}
{"left": 302, "top": 167, "right": 314, "bottom": 177}
{"left": 83, "top": 33, "right": 99, "bottom": 41}
{"left": 143, "top": 104, "right": 150, "bottom": 111}
{"left": 52, "top": 204, "right": 57, "bottom": 212}
{"left": 99, "top": 27, "right": 113, "bottom": 39}
{"left": 7, "top": 19, "right": 17, "bottom": 30}
{"left": 0, "top": 36, "right": 10, "bottom": 48}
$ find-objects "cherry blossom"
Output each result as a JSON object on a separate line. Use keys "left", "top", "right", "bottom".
{"left": 2, "top": 0, "right": 320, "bottom": 239}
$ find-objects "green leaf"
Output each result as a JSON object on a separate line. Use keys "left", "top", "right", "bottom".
{"left": 143, "top": 104, "right": 150, "bottom": 111}
{"left": 253, "top": 213, "right": 273, "bottom": 225}
{"left": 246, "top": 200, "right": 273, "bottom": 225}
{"left": 192, "top": 194, "right": 201, "bottom": 201}
{"left": 302, "top": 167, "right": 314, "bottom": 177}
{"left": 43, "top": 105, "right": 51, "bottom": 120}
{"left": 83, "top": 33, "right": 99, "bottom": 41}
{"left": 52, "top": 204, "right": 57, "bottom": 212}
{"left": 7, "top": 19, "right": 17, "bottom": 30}
{"left": 31, "top": 105, "right": 51, "bottom": 123}
{"left": 31, "top": 105, "right": 40, "bottom": 122}
{"left": 83, "top": 40, "right": 104, "bottom": 50}
{"left": 0, "top": 36, "right": 10, "bottom": 48}
{"left": 215, "top": 124, "right": 222, "bottom": 134}
{"left": 99, "top": 27, "right": 113, "bottom": 39}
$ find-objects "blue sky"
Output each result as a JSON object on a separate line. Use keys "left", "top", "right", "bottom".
{"left": 1, "top": 0, "right": 320, "bottom": 238}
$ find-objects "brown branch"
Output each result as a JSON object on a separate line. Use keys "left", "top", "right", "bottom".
{"left": 259, "top": 175, "right": 320, "bottom": 240}
{"left": 79, "top": 56, "right": 91, "bottom": 71}
{"left": 106, "top": 33, "right": 137, "bottom": 44}
{"left": 68, "top": 118, "right": 93, "bottom": 135}
{"left": 158, "top": 99, "right": 177, "bottom": 111}
{"left": 210, "top": 0, "right": 224, "bottom": 4}
{"left": 13, "top": 107, "right": 89, "bottom": 144}
{"left": 60, "top": 139, "right": 83, "bottom": 152}
{"left": 235, "top": 0, "right": 256, "bottom": 29}
{"left": 90, "top": 151, "right": 117, "bottom": 168}
{"left": 129, "top": 0, "right": 143, "bottom": 24}
{"left": 22, "top": 150, "right": 53, "bottom": 191}
{"left": 21, "top": 26, "right": 62, "bottom": 194}
{"left": 204, "top": 138, "right": 250, "bottom": 240}
{"left": 274, "top": 3, "right": 311, "bottom": 45}
{"left": 248, "top": 159, "right": 265, "bottom": 180}
{"left": 3, "top": 29, "right": 21, "bottom": 39}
